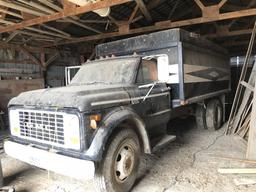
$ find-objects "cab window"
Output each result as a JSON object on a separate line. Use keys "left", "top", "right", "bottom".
{"left": 136, "top": 59, "right": 158, "bottom": 84}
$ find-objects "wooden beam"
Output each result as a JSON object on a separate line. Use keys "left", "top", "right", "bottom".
{"left": 21, "top": 0, "right": 101, "bottom": 34}
{"left": 168, "top": 0, "right": 180, "bottom": 19}
{"left": 67, "top": 18, "right": 102, "bottom": 33}
{"left": 0, "top": 0, "right": 45, "bottom": 16}
{"left": 194, "top": 0, "right": 205, "bottom": 10}
{"left": 41, "top": 24, "right": 71, "bottom": 37}
{"left": 16, "top": 0, "right": 55, "bottom": 14}
{"left": 0, "top": 7, "right": 23, "bottom": 18}
{"left": 38, "top": 0, "right": 102, "bottom": 34}
{"left": 128, "top": 5, "right": 139, "bottom": 24}
{"left": 19, "top": 46, "right": 42, "bottom": 67}
{"left": 229, "top": 0, "right": 256, "bottom": 28}
{"left": 78, "top": 19, "right": 110, "bottom": 24}
{"left": 218, "top": 168, "right": 256, "bottom": 174}
{"left": 0, "top": 0, "right": 131, "bottom": 33}
{"left": 205, "top": 28, "right": 253, "bottom": 38}
{"left": 38, "top": 0, "right": 63, "bottom": 12}
{"left": 131, "top": 0, "right": 165, "bottom": 23}
{"left": 135, "top": 0, "right": 152, "bottom": 21}
{"left": 0, "top": 18, "right": 68, "bottom": 40}
{"left": 54, "top": 8, "right": 256, "bottom": 45}
{"left": 218, "top": 0, "right": 228, "bottom": 8}
{"left": 222, "top": 40, "right": 252, "bottom": 47}
{"left": 5, "top": 32, "right": 18, "bottom": 43}
{"left": 45, "top": 52, "right": 59, "bottom": 67}
{"left": 0, "top": 42, "right": 65, "bottom": 54}
{"left": 25, "top": 27, "right": 70, "bottom": 39}
{"left": 17, "top": 30, "right": 55, "bottom": 40}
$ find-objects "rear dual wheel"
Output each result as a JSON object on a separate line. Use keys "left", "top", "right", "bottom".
{"left": 196, "top": 99, "right": 223, "bottom": 131}
{"left": 94, "top": 129, "right": 140, "bottom": 192}
{"left": 206, "top": 99, "right": 223, "bottom": 131}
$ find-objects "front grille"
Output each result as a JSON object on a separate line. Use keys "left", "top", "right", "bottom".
{"left": 19, "top": 111, "right": 65, "bottom": 145}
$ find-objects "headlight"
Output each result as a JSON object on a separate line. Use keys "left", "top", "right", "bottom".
{"left": 9, "top": 109, "right": 20, "bottom": 136}
{"left": 63, "top": 114, "right": 80, "bottom": 150}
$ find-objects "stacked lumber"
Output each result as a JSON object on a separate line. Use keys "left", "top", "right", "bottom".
{"left": 227, "top": 21, "right": 256, "bottom": 160}
{"left": 227, "top": 25, "right": 256, "bottom": 137}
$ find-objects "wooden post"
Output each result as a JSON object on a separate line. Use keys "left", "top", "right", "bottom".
{"left": 246, "top": 85, "right": 256, "bottom": 160}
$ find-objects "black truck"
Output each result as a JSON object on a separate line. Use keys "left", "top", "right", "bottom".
{"left": 5, "top": 29, "right": 230, "bottom": 192}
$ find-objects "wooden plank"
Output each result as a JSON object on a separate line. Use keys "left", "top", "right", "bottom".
{"left": 45, "top": 53, "right": 59, "bottom": 67}
{"left": 194, "top": 0, "right": 205, "bottom": 10}
{"left": 0, "top": 7, "right": 23, "bottom": 18}
{"left": 0, "top": 42, "right": 67, "bottom": 54}
{"left": 218, "top": 0, "right": 228, "bottom": 8}
{"left": 214, "top": 156, "right": 256, "bottom": 164}
{"left": 5, "top": 32, "right": 18, "bottom": 43}
{"left": 218, "top": 168, "right": 256, "bottom": 174}
{"left": 246, "top": 84, "right": 256, "bottom": 160}
{"left": 19, "top": 46, "right": 42, "bottom": 67}
{"left": 0, "top": 0, "right": 131, "bottom": 33}
{"left": 128, "top": 5, "right": 139, "bottom": 24}
{"left": 36, "top": 0, "right": 102, "bottom": 34}
{"left": 0, "top": 0, "right": 45, "bottom": 16}
{"left": 25, "top": 26, "right": 71, "bottom": 39}
{"left": 241, "top": 81, "right": 255, "bottom": 92}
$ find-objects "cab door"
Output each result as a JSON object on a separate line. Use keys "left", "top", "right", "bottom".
{"left": 135, "top": 57, "right": 171, "bottom": 129}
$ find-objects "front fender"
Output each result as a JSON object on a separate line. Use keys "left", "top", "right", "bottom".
{"left": 85, "top": 107, "right": 151, "bottom": 161}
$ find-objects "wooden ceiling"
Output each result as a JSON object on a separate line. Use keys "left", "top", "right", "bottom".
{"left": 0, "top": 0, "right": 256, "bottom": 55}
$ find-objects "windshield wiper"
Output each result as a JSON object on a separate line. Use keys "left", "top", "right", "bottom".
{"left": 71, "top": 81, "right": 111, "bottom": 85}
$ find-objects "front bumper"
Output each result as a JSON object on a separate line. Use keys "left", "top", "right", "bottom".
{"left": 4, "top": 141, "right": 95, "bottom": 180}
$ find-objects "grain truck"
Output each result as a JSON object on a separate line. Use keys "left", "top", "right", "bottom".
{"left": 5, "top": 28, "right": 230, "bottom": 192}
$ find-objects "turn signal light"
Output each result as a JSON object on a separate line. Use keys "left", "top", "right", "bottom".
{"left": 90, "top": 114, "right": 101, "bottom": 121}
{"left": 89, "top": 114, "right": 102, "bottom": 129}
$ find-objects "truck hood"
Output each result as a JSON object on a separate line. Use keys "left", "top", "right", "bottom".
{"left": 9, "top": 84, "right": 132, "bottom": 112}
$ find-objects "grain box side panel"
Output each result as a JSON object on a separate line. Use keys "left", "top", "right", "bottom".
{"left": 182, "top": 43, "right": 230, "bottom": 102}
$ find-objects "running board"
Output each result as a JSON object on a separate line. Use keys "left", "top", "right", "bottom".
{"left": 152, "top": 135, "right": 176, "bottom": 152}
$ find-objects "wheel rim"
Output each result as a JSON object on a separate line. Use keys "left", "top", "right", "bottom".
{"left": 115, "top": 142, "right": 135, "bottom": 182}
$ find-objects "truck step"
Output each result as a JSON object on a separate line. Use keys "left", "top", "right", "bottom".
{"left": 152, "top": 135, "right": 176, "bottom": 152}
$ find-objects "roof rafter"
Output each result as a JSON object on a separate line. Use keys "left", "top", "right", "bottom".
{"left": 53, "top": 7, "right": 256, "bottom": 46}
{"left": 0, "top": 0, "right": 45, "bottom": 16}
{"left": 0, "top": 0, "right": 131, "bottom": 33}
{"left": 135, "top": 0, "right": 152, "bottom": 22}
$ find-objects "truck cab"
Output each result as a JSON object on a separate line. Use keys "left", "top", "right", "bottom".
{"left": 5, "top": 55, "right": 173, "bottom": 192}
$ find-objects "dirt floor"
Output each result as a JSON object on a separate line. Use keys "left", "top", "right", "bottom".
{"left": 1, "top": 117, "right": 256, "bottom": 192}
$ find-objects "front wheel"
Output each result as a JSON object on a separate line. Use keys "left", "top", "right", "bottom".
{"left": 94, "top": 129, "right": 141, "bottom": 192}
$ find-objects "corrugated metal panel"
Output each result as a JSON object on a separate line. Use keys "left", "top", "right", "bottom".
{"left": 0, "top": 49, "right": 41, "bottom": 79}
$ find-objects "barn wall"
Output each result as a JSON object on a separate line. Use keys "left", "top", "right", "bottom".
{"left": 46, "top": 55, "right": 80, "bottom": 87}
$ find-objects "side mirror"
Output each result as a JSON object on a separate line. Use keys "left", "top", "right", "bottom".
{"left": 157, "top": 55, "right": 169, "bottom": 83}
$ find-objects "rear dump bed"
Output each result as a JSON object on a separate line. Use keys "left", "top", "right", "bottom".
{"left": 96, "top": 28, "right": 230, "bottom": 108}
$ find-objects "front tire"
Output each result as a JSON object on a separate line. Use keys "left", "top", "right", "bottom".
{"left": 94, "top": 129, "right": 141, "bottom": 192}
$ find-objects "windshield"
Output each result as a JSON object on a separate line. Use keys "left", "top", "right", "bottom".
{"left": 70, "top": 57, "right": 139, "bottom": 85}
